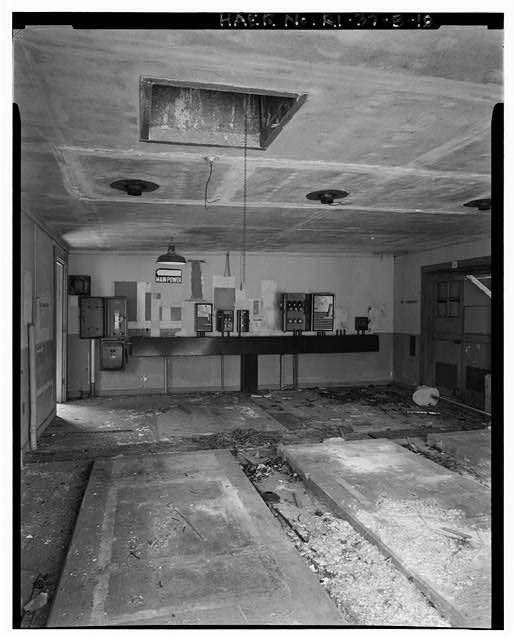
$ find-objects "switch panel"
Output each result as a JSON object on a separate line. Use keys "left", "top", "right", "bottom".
{"left": 101, "top": 340, "right": 125, "bottom": 370}
{"left": 282, "top": 293, "right": 310, "bottom": 332}
{"left": 355, "top": 316, "right": 370, "bottom": 334}
{"left": 216, "top": 309, "right": 234, "bottom": 333}
{"left": 80, "top": 296, "right": 104, "bottom": 339}
{"left": 237, "top": 309, "right": 250, "bottom": 333}
{"left": 104, "top": 297, "right": 127, "bottom": 338}
{"left": 195, "top": 303, "right": 213, "bottom": 332}
{"left": 311, "top": 293, "right": 335, "bottom": 332}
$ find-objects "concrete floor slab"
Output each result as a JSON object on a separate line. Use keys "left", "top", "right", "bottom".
{"left": 156, "top": 402, "right": 284, "bottom": 438}
{"left": 279, "top": 438, "right": 491, "bottom": 628}
{"left": 48, "top": 449, "right": 343, "bottom": 627}
{"left": 426, "top": 430, "right": 490, "bottom": 479}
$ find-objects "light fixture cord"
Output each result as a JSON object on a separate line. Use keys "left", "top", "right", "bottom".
{"left": 204, "top": 160, "right": 220, "bottom": 210}
{"left": 241, "top": 94, "right": 248, "bottom": 290}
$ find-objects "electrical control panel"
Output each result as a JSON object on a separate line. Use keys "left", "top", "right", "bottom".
{"left": 101, "top": 340, "right": 125, "bottom": 370}
{"left": 195, "top": 303, "right": 213, "bottom": 333}
{"left": 68, "top": 275, "right": 91, "bottom": 296}
{"left": 311, "top": 293, "right": 335, "bottom": 332}
{"left": 216, "top": 309, "right": 234, "bottom": 333}
{"left": 237, "top": 309, "right": 250, "bottom": 333}
{"left": 355, "top": 316, "right": 370, "bottom": 334}
{"left": 282, "top": 293, "right": 310, "bottom": 332}
{"left": 104, "top": 297, "right": 127, "bottom": 339}
{"left": 80, "top": 297, "right": 104, "bottom": 339}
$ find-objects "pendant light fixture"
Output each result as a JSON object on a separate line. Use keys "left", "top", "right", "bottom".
{"left": 156, "top": 239, "right": 187, "bottom": 266}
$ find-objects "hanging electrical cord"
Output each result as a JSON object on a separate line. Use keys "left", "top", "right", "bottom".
{"left": 241, "top": 94, "right": 248, "bottom": 290}
{"left": 203, "top": 156, "right": 220, "bottom": 210}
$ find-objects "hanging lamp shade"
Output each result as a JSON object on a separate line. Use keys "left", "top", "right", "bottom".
{"left": 156, "top": 243, "right": 187, "bottom": 266}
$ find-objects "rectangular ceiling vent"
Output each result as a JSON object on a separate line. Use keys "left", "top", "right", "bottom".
{"left": 140, "top": 77, "right": 307, "bottom": 150}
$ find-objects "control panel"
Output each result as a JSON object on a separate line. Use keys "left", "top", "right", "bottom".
{"left": 104, "top": 297, "right": 127, "bottom": 339}
{"left": 80, "top": 297, "right": 104, "bottom": 339}
{"left": 311, "top": 293, "right": 335, "bottom": 332}
{"left": 237, "top": 309, "right": 250, "bottom": 334}
{"left": 355, "top": 316, "right": 370, "bottom": 334}
{"left": 195, "top": 303, "right": 213, "bottom": 333}
{"left": 101, "top": 340, "right": 125, "bottom": 370}
{"left": 282, "top": 293, "right": 310, "bottom": 332}
{"left": 216, "top": 309, "right": 234, "bottom": 334}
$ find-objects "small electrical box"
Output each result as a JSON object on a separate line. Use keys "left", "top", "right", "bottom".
{"left": 237, "top": 309, "right": 250, "bottom": 333}
{"left": 68, "top": 275, "right": 91, "bottom": 296}
{"left": 216, "top": 309, "right": 234, "bottom": 334}
{"left": 282, "top": 293, "right": 310, "bottom": 332}
{"left": 355, "top": 316, "right": 370, "bottom": 334}
{"left": 195, "top": 303, "right": 213, "bottom": 333}
{"left": 101, "top": 340, "right": 125, "bottom": 370}
{"left": 104, "top": 297, "right": 127, "bottom": 338}
{"left": 311, "top": 293, "right": 335, "bottom": 332}
{"left": 80, "top": 297, "right": 104, "bottom": 339}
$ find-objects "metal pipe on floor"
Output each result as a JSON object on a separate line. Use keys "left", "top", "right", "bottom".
{"left": 28, "top": 323, "right": 37, "bottom": 451}
{"left": 436, "top": 394, "right": 492, "bottom": 418}
{"left": 164, "top": 356, "right": 168, "bottom": 394}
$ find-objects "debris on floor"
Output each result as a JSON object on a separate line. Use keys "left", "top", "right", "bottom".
{"left": 242, "top": 459, "right": 450, "bottom": 627}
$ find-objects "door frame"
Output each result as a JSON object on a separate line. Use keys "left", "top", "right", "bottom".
{"left": 54, "top": 248, "right": 68, "bottom": 403}
{"left": 420, "top": 255, "right": 491, "bottom": 391}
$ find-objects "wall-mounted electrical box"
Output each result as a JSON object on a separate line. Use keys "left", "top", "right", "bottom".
{"left": 282, "top": 293, "right": 310, "bottom": 332}
{"left": 101, "top": 340, "right": 125, "bottom": 370}
{"left": 195, "top": 303, "right": 213, "bottom": 333}
{"left": 104, "top": 297, "right": 127, "bottom": 339}
{"left": 237, "top": 309, "right": 250, "bottom": 334}
{"left": 80, "top": 297, "right": 104, "bottom": 339}
{"left": 216, "top": 309, "right": 234, "bottom": 333}
{"left": 311, "top": 293, "right": 335, "bottom": 332}
{"left": 355, "top": 316, "right": 370, "bottom": 334}
{"left": 68, "top": 275, "right": 91, "bottom": 296}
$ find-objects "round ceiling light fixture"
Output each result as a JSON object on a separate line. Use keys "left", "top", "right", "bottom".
{"left": 306, "top": 189, "right": 349, "bottom": 205}
{"left": 463, "top": 198, "right": 491, "bottom": 211}
{"left": 110, "top": 179, "right": 160, "bottom": 197}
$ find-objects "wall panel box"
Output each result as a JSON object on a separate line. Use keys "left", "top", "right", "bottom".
{"left": 311, "top": 293, "right": 335, "bottom": 332}
{"left": 80, "top": 296, "right": 104, "bottom": 338}
{"left": 68, "top": 275, "right": 91, "bottom": 296}
{"left": 195, "top": 303, "right": 213, "bottom": 333}
{"left": 101, "top": 340, "right": 125, "bottom": 370}
{"left": 104, "top": 297, "right": 127, "bottom": 338}
{"left": 216, "top": 309, "right": 234, "bottom": 333}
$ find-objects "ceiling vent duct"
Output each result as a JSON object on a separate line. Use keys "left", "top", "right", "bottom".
{"left": 140, "top": 77, "right": 307, "bottom": 150}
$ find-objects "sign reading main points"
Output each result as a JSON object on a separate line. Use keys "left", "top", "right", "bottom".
{"left": 156, "top": 268, "right": 182, "bottom": 284}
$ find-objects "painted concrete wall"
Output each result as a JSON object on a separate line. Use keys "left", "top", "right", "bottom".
{"left": 68, "top": 252, "right": 394, "bottom": 395}
{"left": 20, "top": 212, "right": 67, "bottom": 450}
{"left": 393, "top": 238, "right": 491, "bottom": 386}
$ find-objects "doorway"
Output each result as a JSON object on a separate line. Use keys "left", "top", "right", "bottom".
{"left": 55, "top": 256, "right": 67, "bottom": 403}
{"left": 421, "top": 258, "right": 491, "bottom": 409}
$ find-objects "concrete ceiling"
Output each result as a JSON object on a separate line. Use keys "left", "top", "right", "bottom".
{"left": 14, "top": 26, "right": 501, "bottom": 254}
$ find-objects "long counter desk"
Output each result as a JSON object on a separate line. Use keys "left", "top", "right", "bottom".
{"left": 129, "top": 334, "right": 379, "bottom": 357}
{"left": 128, "top": 334, "right": 380, "bottom": 393}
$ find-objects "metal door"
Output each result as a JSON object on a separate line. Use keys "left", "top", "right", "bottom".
{"left": 429, "top": 273, "right": 463, "bottom": 398}
{"left": 427, "top": 269, "right": 491, "bottom": 408}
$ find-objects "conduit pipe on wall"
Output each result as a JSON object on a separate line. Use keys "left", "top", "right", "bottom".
{"left": 90, "top": 338, "right": 96, "bottom": 396}
{"left": 28, "top": 323, "right": 37, "bottom": 451}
